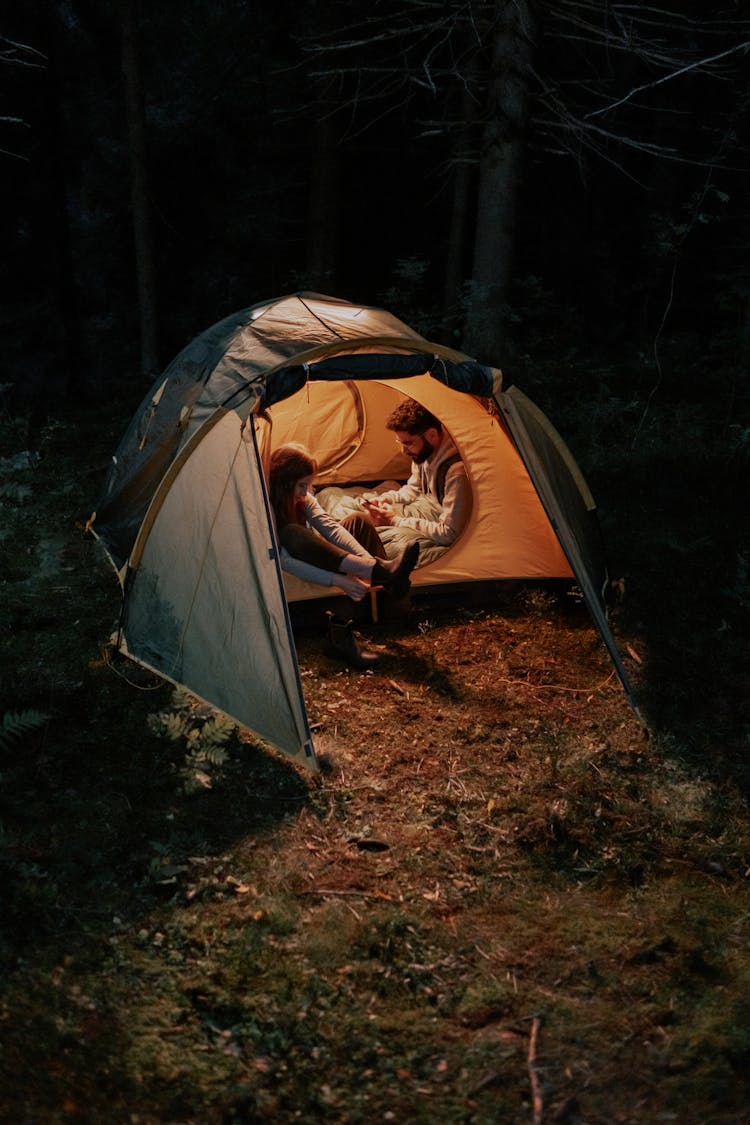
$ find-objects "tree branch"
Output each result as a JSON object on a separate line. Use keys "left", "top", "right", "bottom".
{"left": 585, "top": 41, "right": 750, "bottom": 119}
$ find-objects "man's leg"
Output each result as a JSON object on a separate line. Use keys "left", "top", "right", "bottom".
{"left": 340, "top": 512, "right": 387, "bottom": 559}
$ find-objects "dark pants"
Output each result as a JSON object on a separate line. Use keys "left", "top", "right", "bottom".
{"left": 279, "top": 512, "right": 387, "bottom": 573}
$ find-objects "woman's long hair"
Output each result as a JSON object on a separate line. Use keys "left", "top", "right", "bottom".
{"left": 268, "top": 443, "right": 318, "bottom": 528}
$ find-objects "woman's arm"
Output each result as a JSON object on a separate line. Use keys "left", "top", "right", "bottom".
{"left": 278, "top": 546, "right": 336, "bottom": 586}
{"left": 305, "top": 496, "right": 371, "bottom": 557}
{"left": 278, "top": 547, "right": 367, "bottom": 600}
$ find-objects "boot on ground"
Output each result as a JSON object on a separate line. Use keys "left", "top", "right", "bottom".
{"left": 325, "top": 612, "right": 380, "bottom": 670}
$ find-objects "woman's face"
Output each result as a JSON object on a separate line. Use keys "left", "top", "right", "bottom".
{"left": 293, "top": 475, "right": 313, "bottom": 500}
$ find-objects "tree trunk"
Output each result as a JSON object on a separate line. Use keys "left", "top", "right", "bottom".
{"left": 442, "top": 71, "right": 480, "bottom": 345}
{"left": 306, "top": 81, "right": 342, "bottom": 289}
{"left": 119, "top": 0, "right": 159, "bottom": 378}
{"left": 463, "top": 0, "right": 536, "bottom": 362}
{"left": 44, "top": 37, "right": 85, "bottom": 398}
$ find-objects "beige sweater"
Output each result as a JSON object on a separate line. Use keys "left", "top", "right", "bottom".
{"left": 378, "top": 434, "right": 470, "bottom": 546}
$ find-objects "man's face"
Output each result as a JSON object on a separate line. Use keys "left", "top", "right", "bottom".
{"left": 394, "top": 427, "right": 439, "bottom": 464}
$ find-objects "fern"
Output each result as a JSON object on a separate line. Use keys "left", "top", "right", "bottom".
{"left": 199, "top": 716, "right": 235, "bottom": 747}
{"left": 171, "top": 686, "right": 194, "bottom": 710}
{"left": 0, "top": 710, "right": 49, "bottom": 751}
{"left": 192, "top": 745, "right": 228, "bottom": 767}
{"left": 147, "top": 689, "right": 237, "bottom": 795}
{"left": 147, "top": 712, "right": 191, "bottom": 741}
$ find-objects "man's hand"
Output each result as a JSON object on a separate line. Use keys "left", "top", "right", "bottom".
{"left": 362, "top": 498, "right": 395, "bottom": 528}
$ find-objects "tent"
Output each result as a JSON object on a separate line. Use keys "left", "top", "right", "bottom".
{"left": 89, "top": 292, "right": 637, "bottom": 771}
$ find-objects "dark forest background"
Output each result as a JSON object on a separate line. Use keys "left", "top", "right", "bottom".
{"left": 3, "top": 1, "right": 749, "bottom": 426}
{"left": 2, "top": 10, "right": 750, "bottom": 1120}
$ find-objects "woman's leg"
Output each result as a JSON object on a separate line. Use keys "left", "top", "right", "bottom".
{"left": 280, "top": 523, "right": 382, "bottom": 584}
{"left": 280, "top": 521, "right": 418, "bottom": 593}
{"left": 346, "top": 540, "right": 421, "bottom": 595}
{"left": 279, "top": 524, "right": 352, "bottom": 573}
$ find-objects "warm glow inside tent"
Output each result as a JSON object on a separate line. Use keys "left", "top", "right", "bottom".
{"left": 90, "top": 292, "right": 636, "bottom": 770}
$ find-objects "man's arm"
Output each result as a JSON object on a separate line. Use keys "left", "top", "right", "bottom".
{"left": 375, "top": 463, "right": 421, "bottom": 507}
{"left": 391, "top": 463, "right": 470, "bottom": 546}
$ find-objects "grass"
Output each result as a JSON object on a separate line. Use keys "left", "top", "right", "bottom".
{"left": 1, "top": 374, "right": 749, "bottom": 1124}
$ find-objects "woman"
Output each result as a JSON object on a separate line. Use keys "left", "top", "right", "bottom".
{"left": 268, "top": 443, "right": 419, "bottom": 602}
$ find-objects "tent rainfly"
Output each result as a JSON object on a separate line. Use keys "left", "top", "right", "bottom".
{"left": 89, "top": 292, "right": 637, "bottom": 771}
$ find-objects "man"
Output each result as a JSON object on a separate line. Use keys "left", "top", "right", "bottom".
{"left": 363, "top": 400, "right": 470, "bottom": 547}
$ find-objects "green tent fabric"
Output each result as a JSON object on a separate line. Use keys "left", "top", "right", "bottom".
{"left": 90, "top": 292, "right": 637, "bottom": 770}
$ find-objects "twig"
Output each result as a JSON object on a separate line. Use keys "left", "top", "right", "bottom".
{"left": 297, "top": 888, "right": 394, "bottom": 902}
{"left": 528, "top": 1014, "right": 544, "bottom": 1125}
{"left": 497, "top": 670, "right": 616, "bottom": 694}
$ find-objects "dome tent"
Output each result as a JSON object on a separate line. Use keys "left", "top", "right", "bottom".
{"left": 89, "top": 292, "right": 636, "bottom": 771}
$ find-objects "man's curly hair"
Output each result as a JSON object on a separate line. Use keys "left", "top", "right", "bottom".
{"left": 385, "top": 400, "right": 442, "bottom": 436}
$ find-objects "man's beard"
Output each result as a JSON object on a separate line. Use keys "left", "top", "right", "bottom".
{"left": 412, "top": 434, "right": 437, "bottom": 464}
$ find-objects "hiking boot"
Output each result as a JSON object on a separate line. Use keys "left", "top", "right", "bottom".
{"left": 371, "top": 541, "right": 420, "bottom": 598}
{"left": 325, "top": 612, "right": 380, "bottom": 670}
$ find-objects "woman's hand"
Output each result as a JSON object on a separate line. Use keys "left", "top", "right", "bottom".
{"left": 334, "top": 574, "right": 370, "bottom": 601}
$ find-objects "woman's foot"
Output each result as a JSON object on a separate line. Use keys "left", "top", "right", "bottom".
{"left": 371, "top": 541, "right": 420, "bottom": 597}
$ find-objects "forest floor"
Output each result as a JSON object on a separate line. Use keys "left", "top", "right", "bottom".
{"left": 1, "top": 378, "right": 749, "bottom": 1124}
